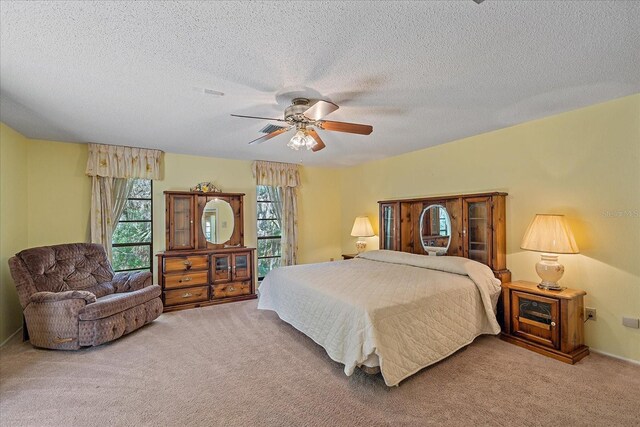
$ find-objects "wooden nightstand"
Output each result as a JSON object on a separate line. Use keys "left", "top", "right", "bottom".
{"left": 500, "top": 280, "right": 589, "bottom": 364}
{"left": 342, "top": 254, "right": 358, "bottom": 260}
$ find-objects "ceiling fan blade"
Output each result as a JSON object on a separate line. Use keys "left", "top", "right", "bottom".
{"left": 231, "top": 114, "right": 287, "bottom": 122}
{"left": 307, "top": 128, "right": 326, "bottom": 152}
{"left": 248, "top": 127, "right": 292, "bottom": 145}
{"left": 303, "top": 100, "right": 339, "bottom": 121}
{"left": 317, "top": 120, "right": 373, "bottom": 135}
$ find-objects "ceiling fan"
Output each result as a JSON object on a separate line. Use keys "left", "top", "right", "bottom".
{"left": 231, "top": 98, "right": 373, "bottom": 152}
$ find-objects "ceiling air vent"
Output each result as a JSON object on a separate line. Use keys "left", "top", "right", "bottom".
{"left": 259, "top": 124, "right": 288, "bottom": 134}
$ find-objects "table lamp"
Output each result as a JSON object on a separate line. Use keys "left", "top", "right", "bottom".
{"left": 351, "top": 216, "right": 374, "bottom": 253}
{"left": 520, "top": 214, "right": 579, "bottom": 290}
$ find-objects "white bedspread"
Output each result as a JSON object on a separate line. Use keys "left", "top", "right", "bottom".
{"left": 257, "top": 250, "right": 502, "bottom": 386}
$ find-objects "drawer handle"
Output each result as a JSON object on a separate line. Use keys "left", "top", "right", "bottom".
{"left": 518, "top": 316, "right": 551, "bottom": 330}
{"left": 227, "top": 286, "right": 236, "bottom": 292}
{"left": 183, "top": 260, "right": 192, "bottom": 268}
{"left": 181, "top": 292, "right": 193, "bottom": 298}
{"left": 179, "top": 277, "right": 192, "bottom": 283}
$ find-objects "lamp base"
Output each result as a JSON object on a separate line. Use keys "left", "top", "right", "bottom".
{"left": 535, "top": 254, "right": 564, "bottom": 291}
{"left": 355, "top": 240, "right": 367, "bottom": 253}
{"left": 537, "top": 282, "right": 564, "bottom": 291}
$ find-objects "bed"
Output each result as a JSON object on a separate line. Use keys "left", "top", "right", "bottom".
{"left": 257, "top": 250, "right": 502, "bottom": 386}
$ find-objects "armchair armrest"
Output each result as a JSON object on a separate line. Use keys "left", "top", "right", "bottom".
{"left": 30, "top": 290, "right": 97, "bottom": 305}
{"left": 112, "top": 271, "right": 152, "bottom": 293}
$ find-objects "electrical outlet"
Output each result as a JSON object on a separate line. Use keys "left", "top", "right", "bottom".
{"left": 622, "top": 317, "right": 640, "bottom": 329}
{"left": 585, "top": 307, "right": 597, "bottom": 321}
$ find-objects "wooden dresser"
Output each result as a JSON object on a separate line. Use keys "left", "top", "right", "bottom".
{"left": 157, "top": 191, "right": 257, "bottom": 312}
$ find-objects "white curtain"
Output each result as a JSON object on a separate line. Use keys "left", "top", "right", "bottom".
{"left": 113, "top": 178, "right": 134, "bottom": 225}
{"left": 252, "top": 161, "right": 300, "bottom": 266}
{"left": 90, "top": 177, "right": 115, "bottom": 260}
{"left": 86, "top": 143, "right": 163, "bottom": 261}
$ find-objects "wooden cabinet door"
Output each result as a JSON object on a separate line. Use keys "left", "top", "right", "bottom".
{"left": 232, "top": 252, "right": 251, "bottom": 281}
{"left": 462, "top": 196, "right": 492, "bottom": 265}
{"left": 511, "top": 291, "right": 560, "bottom": 349}
{"left": 379, "top": 202, "right": 399, "bottom": 250}
{"left": 211, "top": 254, "right": 232, "bottom": 284}
{"left": 168, "top": 195, "right": 195, "bottom": 250}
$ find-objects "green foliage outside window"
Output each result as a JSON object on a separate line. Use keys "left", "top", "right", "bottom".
{"left": 112, "top": 179, "right": 152, "bottom": 272}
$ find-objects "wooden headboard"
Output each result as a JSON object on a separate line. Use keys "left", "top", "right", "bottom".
{"left": 378, "top": 192, "right": 511, "bottom": 283}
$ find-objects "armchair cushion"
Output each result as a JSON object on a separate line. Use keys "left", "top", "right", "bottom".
{"left": 112, "top": 270, "right": 153, "bottom": 293}
{"left": 78, "top": 284, "right": 161, "bottom": 321}
{"left": 16, "top": 243, "right": 113, "bottom": 294}
{"left": 30, "top": 290, "right": 97, "bottom": 305}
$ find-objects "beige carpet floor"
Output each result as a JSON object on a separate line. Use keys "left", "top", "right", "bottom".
{"left": 1, "top": 300, "right": 639, "bottom": 427}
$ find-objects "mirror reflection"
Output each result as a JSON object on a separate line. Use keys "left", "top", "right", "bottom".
{"left": 419, "top": 204, "right": 452, "bottom": 255}
{"left": 201, "top": 199, "right": 234, "bottom": 244}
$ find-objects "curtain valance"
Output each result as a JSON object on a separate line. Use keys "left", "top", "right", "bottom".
{"left": 86, "top": 143, "right": 163, "bottom": 179}
{"left": 252, "top": 160, "right": 301, "bottom": 188}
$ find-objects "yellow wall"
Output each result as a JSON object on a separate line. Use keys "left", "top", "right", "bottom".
{"left": 0, "top": 124, "right": 29, "bottom": 343}
{"left": 339, "top": 94, "right": 640, "bottom": 361}
{"left": 27, "top": 139, "right": 92, "bottom": 247}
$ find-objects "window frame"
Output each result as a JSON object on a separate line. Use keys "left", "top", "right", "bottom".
{"left": 256, "top": 186, "right": 282, "bottom": 281}
{"left": 112, "top": 180, "right": 153, "bottom": 273}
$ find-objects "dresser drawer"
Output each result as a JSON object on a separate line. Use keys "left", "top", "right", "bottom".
{"left": 163, "top": 270, "right": 208, "bottom": 290}
{"left": 212, "top": 282, "right": 251, "bottom": 299}
{"left": 164, "top": 286, "right": 209, "bottom": 306}
{"left": 164, "top": 255, "right": 208, "bottom": 273}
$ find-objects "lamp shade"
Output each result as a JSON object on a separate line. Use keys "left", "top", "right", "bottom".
{"left": 520, "top": 214, "right": 579, "bottom": 254}
{"left": 351, "top": 216, "right": 374, "bottom": 237}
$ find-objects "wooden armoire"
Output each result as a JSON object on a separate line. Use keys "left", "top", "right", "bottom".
{"left": 156, "top": 191, "right": 257, "bottom": 312}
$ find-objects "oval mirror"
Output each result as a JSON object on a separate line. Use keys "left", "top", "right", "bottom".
{"left": 201, "top": 199, "right": 235, "bottom": 244}
{"left": 419, "top": 204, "right": 452, "bottom": 255}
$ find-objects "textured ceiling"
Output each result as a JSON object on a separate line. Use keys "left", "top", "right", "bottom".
{"left": 1, "top": 1, "right": 639, "bottom": 167}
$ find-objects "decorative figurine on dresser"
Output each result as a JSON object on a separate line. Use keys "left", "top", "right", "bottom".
{"left": 157, "top": 190, "right": 256, "bottom": 312}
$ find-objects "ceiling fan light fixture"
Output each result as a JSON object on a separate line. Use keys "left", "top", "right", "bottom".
{"left": 287, "top": 129, "right": 307, "bottom": 150}
{"left": 304, "top": 133, "right": 317, "bottom": 150}
{"left": 287, "top": 129, "right": 317, "bottom": 151}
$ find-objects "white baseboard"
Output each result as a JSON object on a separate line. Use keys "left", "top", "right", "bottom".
{"left": 0, "top": 327, "right": 22, "bottom": 347}
{"left": 590, "top": 347, "right": 640, "bottom": 365}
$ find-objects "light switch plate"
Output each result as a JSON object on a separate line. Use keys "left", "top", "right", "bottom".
{"left": 622, "top": 317, "right": 640, "bottom": 329}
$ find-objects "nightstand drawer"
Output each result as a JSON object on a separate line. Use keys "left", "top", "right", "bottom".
{"left": 511, "top": 290, "right": 560, "bottom": 349}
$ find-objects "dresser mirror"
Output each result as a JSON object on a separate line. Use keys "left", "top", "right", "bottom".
{"left": 419, "top": 204, "right": 452, "bottom": 255}
{"left": 201, "top": 199, "right": 235, "bottom": 244}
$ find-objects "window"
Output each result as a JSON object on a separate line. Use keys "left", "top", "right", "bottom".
{"left": 257, "top": 185, "right": 281, "bottom": 280}
{"left": 439, "top": 208, "right": 448, "bottom": 235}
{"left": 112, "top": 179, "right": 153, "bottom": 272}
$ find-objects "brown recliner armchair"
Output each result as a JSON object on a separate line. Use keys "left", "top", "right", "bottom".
{"left": 9, "top": 243, "right": 163, "bottom": 350}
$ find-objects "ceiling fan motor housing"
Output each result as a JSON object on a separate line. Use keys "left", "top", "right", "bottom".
{"left": 284, "top": 98, "right": 313, "bottom": 123}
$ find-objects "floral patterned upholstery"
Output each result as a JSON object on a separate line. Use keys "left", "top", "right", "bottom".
{"left": 9, "top": 243, "right": 162, "bottom": 350}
